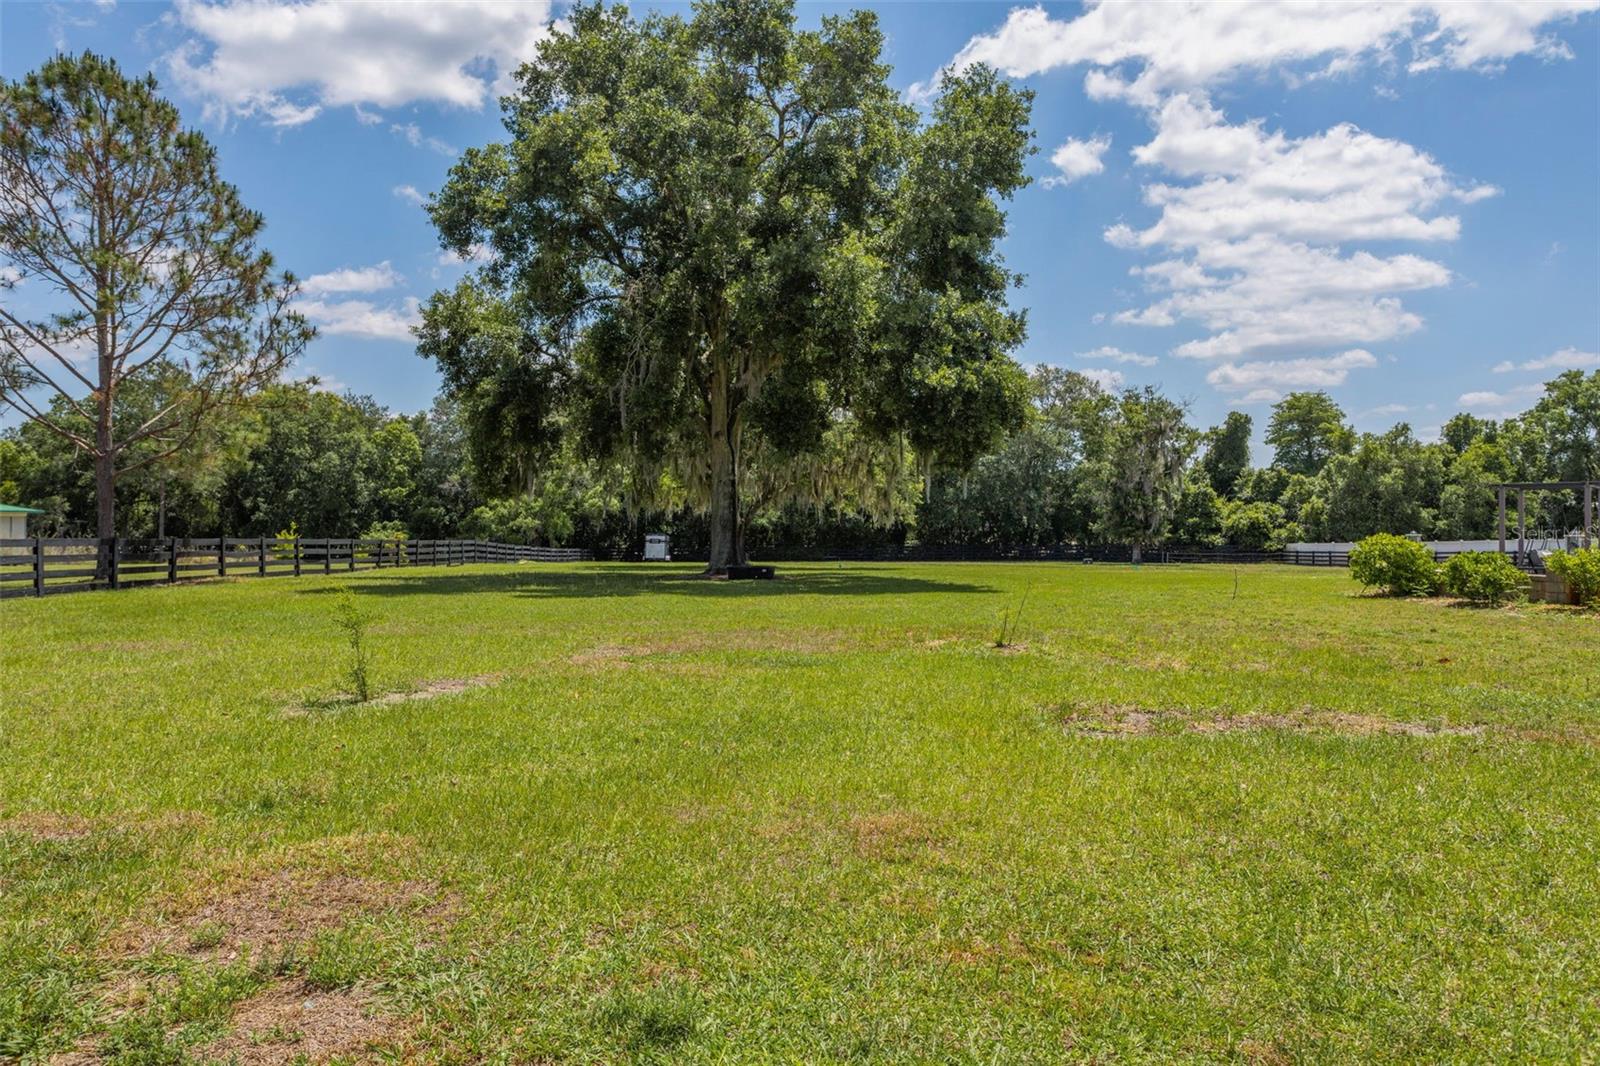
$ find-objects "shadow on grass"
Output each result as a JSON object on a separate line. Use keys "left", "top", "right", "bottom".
{"left": 288, "top": 563, "right": 996, "bottom": 599}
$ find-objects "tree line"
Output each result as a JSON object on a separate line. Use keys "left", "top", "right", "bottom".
{"left": 4, "top": 362, "right": 1594, "bottom": 554}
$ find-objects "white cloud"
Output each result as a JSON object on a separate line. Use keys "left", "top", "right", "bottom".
{"left": 1121, "top": 94, "right": 1492, "bottom": 250}
{"left": 300, "top": 261, "right": 403, "bottom": 296}
{"left": 1491, "top": 347, "right": 1600, "bottom": 373}
{"left": 1206, "top": 349, "right": 1379, "bottom": 392}
{"left": 1234, "top": 388, "right": 1284, "bottom": 406}
{"left": 1075, "top": 345, "right": 1156, "bottom": 366}
{"left": 1361, "top": 403, "right": 1413, "bottom": 418}
{"left": 1457, "top": 382, "right": 1545, "bottom": 412}
{"left": 391, "top": 122, "right": 455, "bottom": 157}
{"left": 293, "top": 368, "right": 350, "bottom": 394}
{"left": 1096, "top": 93, "right": 1475, "bottom": 362}
{"left": 392, "top": 184, "right": 427, "bottom": 207}
{"left": 1117, "top": 236, "right": 1450, "bottom": 359}
{"left": 1043, "top": 134, "right": 1112, "bottom": 187}
{"left": 1080, "top": 368, "right": 1126, "bottom": 391}
{"left": 913, "top": 1, "right": 1598, "bottom": 105}
{"left": 297, "top": 296, "right": 421, "bottom": 342}
{"left": 437, "top": 243, "right": 497, "bottom": 266}
{"left": 167, "top": 0, "right": 557, "bottom": 126}
{"left": 295, "top": 262, "right": 416, "bottom": 341}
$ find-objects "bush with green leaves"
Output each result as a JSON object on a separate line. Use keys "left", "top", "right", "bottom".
{"left": 1349, "top": 533, "right": 1440, "bottom": 596}
{"left": 1545, "top": 546, "right": 1600, "bottom": 606}
{"left": 362, "top": 519, "right": 410, "bottom": 565}
{"left": 271, "top": 518, "right": 299, "bottom": 560}
{"left": 1441, "top": 551, "right": 1526, "bottom": 605}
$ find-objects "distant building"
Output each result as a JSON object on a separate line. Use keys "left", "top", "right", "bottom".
{"left": 0, "top": 503, "right": 44, "bottom": 541}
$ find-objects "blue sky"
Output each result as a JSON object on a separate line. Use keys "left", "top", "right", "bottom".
{"left": 4, "top": 1, "right": 1598, "bottom": 451}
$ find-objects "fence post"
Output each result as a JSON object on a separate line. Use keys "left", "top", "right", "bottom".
{"left": 218, "top": 536, "right": 227, "bottom": 577}
{"left": 108, "top": 537, "right": 121, "bottom": 590}
{"left": 293, "top": 536, "right": 302, "bottom": 577}
{"left": 348, "top": 539, "right": 355, "bottom": 571}
{"left": 257, "top": 536, "right": 266, "bottom": 577}
{"left": 33, "top": 536, "right": 44, "bottom": 597}
{"left": 168, "top": 537, "right": 178, "bottom": 584}
{"left": 324, "top": 540, "right": 332, "bottom": 575}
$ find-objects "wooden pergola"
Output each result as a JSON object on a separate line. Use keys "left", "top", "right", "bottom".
{"left": 1494, "top": 481, "right": 1598, "bottom": 558}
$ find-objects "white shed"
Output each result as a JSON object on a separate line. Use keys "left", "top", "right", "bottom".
{"left": 0, "top": 504, "right": 43, "bottom": 540}
{"left": 643, "top": 533, "right": 671, "bottom": 561}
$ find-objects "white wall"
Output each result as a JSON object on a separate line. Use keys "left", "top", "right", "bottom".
{"left": 0, "top": 514, "right": 27, "bottom": 540}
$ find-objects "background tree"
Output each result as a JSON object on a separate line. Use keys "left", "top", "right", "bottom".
{"left": 917, "top": 367, "right": 1111, "bottom": 545}
{"left": 218, "top": 387, "right": 386, "bottom": 537}
{"left": 424, "top": 0, "right": 1033, "bottom": 571}
{"left": 0, "top": 52, "right": 310, "bottom": 545}
{"left": 1201, "top": 411, "right": 1253, "bottom": 497}
{"left": 1091, "top": 387, "right": 1196, "bottom": 563}
{"left": 1266, "top": 392, "right": 1353, "bottom": 477}
{"left": 1441, "top": 412, "right": 1498, "bottom": 456}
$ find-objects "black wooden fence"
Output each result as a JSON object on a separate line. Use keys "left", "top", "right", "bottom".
{"left": 0, "top": 537, "right": 592, "bottom": 599}
{"left": 747, "top": 542, "right": 1353, "bottom": 567}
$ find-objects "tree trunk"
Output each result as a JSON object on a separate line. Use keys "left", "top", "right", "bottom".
{"left": 1131, "top": 542, "right": 1143, "bottom": 565}
{"left": 705, "top": 362, "right": 746, "bottom": 574}
{"left": 94, "top": 450, "right": 116, "bottom": 582}
{"left": 94, "top": 313, "right": 115, "bottom": 578}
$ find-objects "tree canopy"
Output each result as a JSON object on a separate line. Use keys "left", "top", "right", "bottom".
{"left": 1265, "top": 391, "right": 1354, "bottom": 477}
{"left": 421, "top": 0, "right": 1033, "bottom": 570}
{"left": 1201, "top": 410, "right": 1252, "bottom": 497}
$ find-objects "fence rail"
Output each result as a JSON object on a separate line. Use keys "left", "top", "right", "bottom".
{"left": 0, "top": 537, "right": 592, "bottom": 599}
{"left": 741, "top": 544, "right": 1518, "bottom": 568}
{"left": 746, "top": 543, "right": 1331, "bottom": 566}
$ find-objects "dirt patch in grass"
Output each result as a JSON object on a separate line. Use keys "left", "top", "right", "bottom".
{"left": 0, "top": 811, "right": 97, "bottom": 840}
{"left": 1060, "top": 704, "right": 1486, "bottom": 739}
{"left": 941, "top": 931, "right": 1033, "bottom": 967}
{"left": 848, "top": 813, "right": 943, "bottom": 860}
{"left": 194, "top": 979, "right": 398, "bottom": 1065}
{"left": 145, "top": 871, "right": 446, "bottom": 962}
{"left": 0, "top": 809, "right": 209, "bottom": 842}
{"left": 286, "top": 675, "right": 502, "bottom": 714}
{"left": 368, "top": 674, "right": 501, "bottom": 706}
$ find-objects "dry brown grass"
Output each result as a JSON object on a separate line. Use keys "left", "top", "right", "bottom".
{"left": 194, "top": 980, "right": 396, "bottom": 1065}
{"left": 1059, "top": 703, "right": 1488, "bottom": 739}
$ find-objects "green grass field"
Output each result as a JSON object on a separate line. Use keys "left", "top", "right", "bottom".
{"left": 2, "top": 562, "right": 1597, "bottom": 1063}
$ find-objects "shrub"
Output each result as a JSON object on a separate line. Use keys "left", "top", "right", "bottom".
{"left": 1220, "top": 501, "right": 1284, "bottom": 552}
{"left": 362, "top": 519, "right": 408, "bottom": 541}
{"left": 1441, "top": 551, "right": 1526, "bottom": 605}
{"left": 1545, "top": 546, "right": 1600, "bottom": 606}
{"left": 362, "top": 520, "right": 410, "bottom": 565}
{"left": 271, "top": 519, "right": 299, "bottom": 560}
{"left": 1349, "top": 533, "right": 1440, "bottom": 596}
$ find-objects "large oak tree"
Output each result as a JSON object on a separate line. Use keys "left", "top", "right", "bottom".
{"left": 421, "top": 0, "right": 1033, "bottom": 571}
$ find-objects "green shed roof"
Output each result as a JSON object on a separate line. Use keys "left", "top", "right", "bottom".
{"left": 0, "top": 503, "right": 44, "bottom": 515}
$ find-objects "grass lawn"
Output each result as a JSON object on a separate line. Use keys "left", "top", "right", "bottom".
{"left": 2, "top": 562, "right": 1597, "bottom": 1063}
